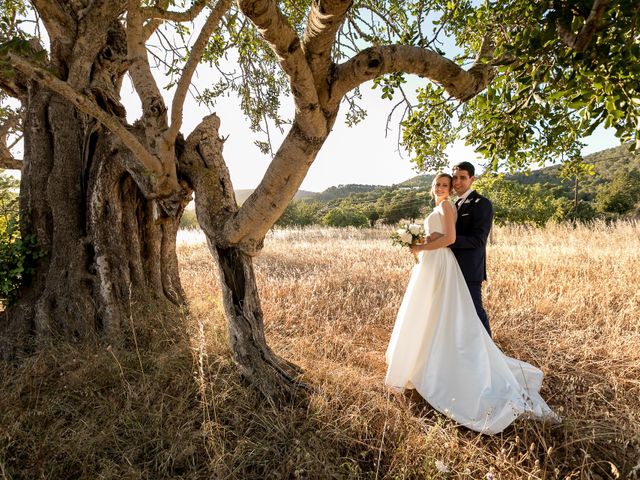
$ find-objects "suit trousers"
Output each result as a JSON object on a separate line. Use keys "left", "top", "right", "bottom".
{"left": 467, "top": 281, "right": 491, "bottom": 337}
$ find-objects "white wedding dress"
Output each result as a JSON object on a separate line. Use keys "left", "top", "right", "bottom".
{"left": 385, "top": 200, "right": 559, "bottom": 434}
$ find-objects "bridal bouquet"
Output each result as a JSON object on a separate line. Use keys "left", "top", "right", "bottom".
{"left": 390, "top": 223, "right": 425, "bottom": 262}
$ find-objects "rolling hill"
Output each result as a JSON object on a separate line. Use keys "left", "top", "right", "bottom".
{"left": 235, "top": 189, "right": 316, "bottom": 205}
{"left": 234, "top": 143, "right": 639, "bottom": 210}
{"left": 509, "top": 143, "right": 640, "bottom": 201}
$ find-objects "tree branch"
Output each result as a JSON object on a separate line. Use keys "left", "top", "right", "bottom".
{"left": 331, "top": 44, "right": 494, "bottom": 110}
{"left": 0, "top": 70, "right": 28, "bottom": 100}
{"left": 223, "top": 120, "right": 327, "bottom": 251}
{"left": 127, "top": 0, "right": 169, "bottom": 132}
{"left": 465, "top": 34, "right": 495, "bottom": 97}
{"left": 166, "top": 0, "right": 232, "bottom": 141}
{"left": 0, "top": 38, "right": 42, "bottom": 100}
{"left": 556, "top": 0, "right": 610, "bottom": 52}
{"left": 302, "top": 0, "right": 353, "bottom": 80}
{"left": 0, "top": 154, "right": 22, "bottom": 170}
{"left": 67, "top": 0, "right": 126, "bottom": 89}
{"left": 0, "top": 113, "right": 22, "bottom": 170}
{"left": 0, "top": 112, "right": 20, "bottom": 140}
{"left": 126, "top": 1, "right": 183, "bottom": 201}
{"left": 31, "top": 0, "right": 75, "bottom": 44}
{"left": 30, "top": 0, "right": 77, "bottom": 66}
{"left": 143, "top": 0, "right": 207, "bottom": 22}
{"left": 9, "top": 53, "right": 164, "bottom": 179}
{"left": 143, "top": 0, "right": 170, "bottom": 40}
{"left": 238, "top": 0, "right": 326, "bottom": 137}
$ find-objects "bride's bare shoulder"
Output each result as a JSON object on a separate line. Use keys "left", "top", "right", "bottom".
{"left": 441, "top": 200, "right": 456, "bottom": 211}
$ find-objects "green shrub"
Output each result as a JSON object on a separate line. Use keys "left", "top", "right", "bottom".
{"left": 0, "top": 173, "right": 44, "bottom": 306}
{"left": 475, "top": 174, "right": 568, "bottom": 226}
{"left": 321, "top": 206, "right": 368, "bottom": 228}
{"left": 276, "top": 201, "right": 323, "bottom": 227}
{"left": 0, "top": 215, "right": 43, "bottom": 306}
{"left": 595, "top": 168, "right": 640, "bottom": 215}
{"left": 179, "top": 209, "right": 199, "bottom": 229}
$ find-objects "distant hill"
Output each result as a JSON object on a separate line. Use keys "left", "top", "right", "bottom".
{"left": 300, "top": 176, "right": 435, "bottom": 202}
{"left": 235, "top": 189, "right": 316, "bottom": 205}
{"left": 309, "top": 184, "right": 381, "bottom": 202}
{"left": 395, "top": 174, "right": 435, "bottom": 189}
{"left": 237, "top": 143, "right": 639, "bottom": 209}
{"left": 509, "top": 143, "right": 640, "bottom": 201}
{"left": 233, "top": 174, "right": 438, "bottom": 207}
{"left": 583, "top": 143, "right": 640, "bottom": 178}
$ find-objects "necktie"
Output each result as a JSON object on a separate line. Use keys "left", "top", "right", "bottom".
{"left": 456, "top": 198, "right": 463, "bottom": 209}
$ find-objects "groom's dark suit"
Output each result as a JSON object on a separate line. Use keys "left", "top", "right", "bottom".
{"left": 450, "top": 190, "right": 493, "bottom": 336}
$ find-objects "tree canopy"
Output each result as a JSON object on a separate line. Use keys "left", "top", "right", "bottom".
{"left": 2, "top": 1, "right": 637, "bottom": 180}
{"left": 402, "top": 0, "right": 640, "bottom": 174}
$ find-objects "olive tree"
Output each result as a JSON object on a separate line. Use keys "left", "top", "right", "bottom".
{"left": 0, "top": 0, "right": 622, "bottom": 399}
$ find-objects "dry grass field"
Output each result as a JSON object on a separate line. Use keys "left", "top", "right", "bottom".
{"left": 1, "top": 222, "right": 639, "bottom": 479}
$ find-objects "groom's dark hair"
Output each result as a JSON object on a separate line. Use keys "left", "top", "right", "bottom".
{"left": 453, "top": 161, "right": 475, "bottom": 177}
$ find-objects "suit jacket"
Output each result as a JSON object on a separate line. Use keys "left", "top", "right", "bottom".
{"left": 450, "top": 190, "right": 493, "bottom": 283}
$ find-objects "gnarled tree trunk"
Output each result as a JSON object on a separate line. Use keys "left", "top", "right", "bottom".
{"left": 0, "top": 3, "right": 302, "bottom": 404}
{"left": 1, "top": 85, "right": 188, "bottom": 358}
{"left": 214, "top": 246, "right": 305, "bottom": 402}
{"left": 178, "top": 114, "right": 305, "bottom": 401}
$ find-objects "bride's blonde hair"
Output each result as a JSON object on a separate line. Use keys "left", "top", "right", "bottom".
{"left": 431, "top": 173, "right": 453, "bottom": 198}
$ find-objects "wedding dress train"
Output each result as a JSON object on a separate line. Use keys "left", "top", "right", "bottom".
{"left": 385, "top": 201, "right": 559, "bottom": 434}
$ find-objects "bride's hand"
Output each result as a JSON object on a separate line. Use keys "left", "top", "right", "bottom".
{"left": 410, "top": 244, "right": 422, "bottom": 255}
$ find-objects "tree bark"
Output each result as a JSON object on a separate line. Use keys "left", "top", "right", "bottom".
{"left": 0, "top": 10, "right": 192, "bottom": 358}
{"left": 178, "top": 114, "right": 305, "bottom": 401}
{"left": 214, "top": 246, "right": 305, "bottom": 402}
{"left": 1, "top": 95, "right": 187, "bottom": 359}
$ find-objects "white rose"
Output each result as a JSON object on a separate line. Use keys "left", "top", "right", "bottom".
{"left": 396, "top": 228, "right": 407, "bottom": 236}
{"left": 400, "top": 231, "right": 413, "bottom": 244}
{"left": 408, "top": 224, "right": 421, "bottom": 235}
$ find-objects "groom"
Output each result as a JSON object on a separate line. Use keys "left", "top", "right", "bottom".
{"left": 449, "top": 162, "right": 494, "bottom": 337}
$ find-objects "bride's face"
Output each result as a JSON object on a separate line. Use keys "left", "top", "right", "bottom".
{"left": 432, "top": 177, "right": 452, "bottom": 200}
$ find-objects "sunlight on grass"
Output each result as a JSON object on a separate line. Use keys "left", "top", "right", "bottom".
{"left": 176, "top": 220, "right": 640, "bottom": 478}
{"left": 1, "top": 221, "right": 638, "bottom": 478}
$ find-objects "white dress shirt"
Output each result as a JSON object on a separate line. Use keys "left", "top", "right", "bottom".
{"left": 456, "top": 189, "right": 474, "bottom": 209}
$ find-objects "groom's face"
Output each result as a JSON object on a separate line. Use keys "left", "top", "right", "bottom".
{"left": 452, "top": 169, "right": 474, "bottom": 196}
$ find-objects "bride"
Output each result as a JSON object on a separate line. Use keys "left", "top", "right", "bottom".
{"left": 385, "top": 173, "right": 559, "bottom": 434}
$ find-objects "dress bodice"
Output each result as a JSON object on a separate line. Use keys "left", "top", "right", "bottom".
{"left": 424, "top": 201, "right": 455, "bottom": 236}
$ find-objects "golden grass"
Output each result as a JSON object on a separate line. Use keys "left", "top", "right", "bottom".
{"left": 1, "top": 222, "right": 639, "bottom": 479}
